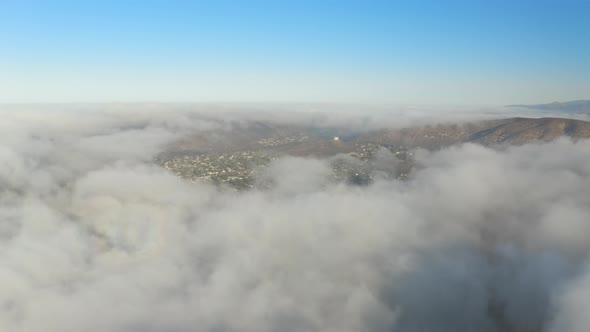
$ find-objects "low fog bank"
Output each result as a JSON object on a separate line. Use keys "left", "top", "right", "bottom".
{"left": 1, "top": 107, "right": 590, "bottom": 332}
{"left": 3, "top": 102, "right": 588, "bottom": 133}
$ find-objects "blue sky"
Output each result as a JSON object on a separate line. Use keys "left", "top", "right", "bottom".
{"left": 1, "top": 0, "right": 589, "bottom": 104}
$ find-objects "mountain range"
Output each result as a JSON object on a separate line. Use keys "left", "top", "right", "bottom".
{"left": 508, "top": 100, "right": 590, "bottom": 113}
{"left": 360, "top": 117, "right": 590, "bottom": 149}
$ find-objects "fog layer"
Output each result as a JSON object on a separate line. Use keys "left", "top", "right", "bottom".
{"left": 1, "top": 107, "right": 589, "bottom": 332}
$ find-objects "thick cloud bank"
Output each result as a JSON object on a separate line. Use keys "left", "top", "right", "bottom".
{"left": 1, "top": 107, "right": 590, "bottom": 332}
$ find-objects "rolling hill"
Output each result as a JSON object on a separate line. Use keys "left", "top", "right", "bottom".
{"left": 508, "top": 100, "right": 590, "bottom": 113}
{"left": 359, "top": 117, "right": 590, "bottom": 148}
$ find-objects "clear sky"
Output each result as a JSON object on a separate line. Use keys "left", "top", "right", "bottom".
{"left": 1, "top": 0, "right": 589, "bottom": 105}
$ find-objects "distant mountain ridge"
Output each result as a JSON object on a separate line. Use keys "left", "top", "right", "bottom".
{"left": 508, "top": 100, "right": 590, "bottom": 113}
{"left": 359, "top": 117, "right": 590, "bottom": 149}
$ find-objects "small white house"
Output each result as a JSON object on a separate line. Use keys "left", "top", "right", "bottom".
{"left": 333, "top": 136, "right": 340, "bottom": 141}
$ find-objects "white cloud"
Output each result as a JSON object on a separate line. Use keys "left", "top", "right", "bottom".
{"left": 0, "top": 106, "right": 589, "bottom": 331}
